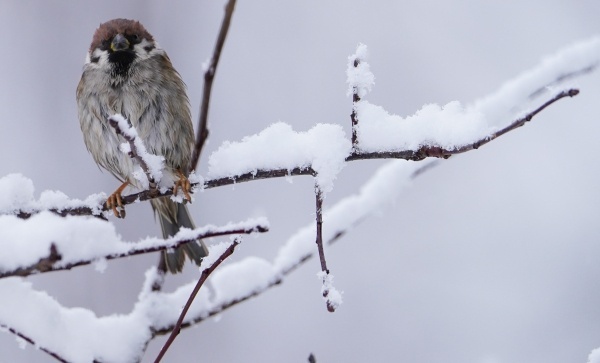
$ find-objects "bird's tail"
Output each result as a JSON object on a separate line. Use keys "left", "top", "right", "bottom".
{"left": 152, "top": 198, "right": 208, "bottom": 273}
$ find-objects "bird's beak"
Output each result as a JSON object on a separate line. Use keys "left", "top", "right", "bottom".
{"left": 110, "top": 34, "right": 130, "bottom": 52}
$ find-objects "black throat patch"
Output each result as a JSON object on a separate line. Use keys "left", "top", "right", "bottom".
{"left": 108, "top": 50, "right": 136, "bottom": 78}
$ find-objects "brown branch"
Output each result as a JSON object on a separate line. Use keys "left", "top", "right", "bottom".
{"left": 314, "top": 187, "right": 337, "bottom": 312}
{"left": 154, "top": 238, "right": 241, "bottom": 363}
{"left": 154, "top": 162, "right": 432, "bottom": 334}
{"left": 108, "top": 115, "right": 158, "bottom": 190}
{"left": 1, "top": 324, "right": 69, "bottom": 363}
{"left": 347, "top": 88, "right": 579, "bottom": 161}
{"left": 0, "top": 224, "right": 267, "bottom": 279}
{"left": 190, "top": 0, "right": 237, "bottom": 172}
{"left": 351, "top": 57, "right": 361, "bottom": 148}
{"left": 11, "top": 88, "right": 577, "bottom": 220}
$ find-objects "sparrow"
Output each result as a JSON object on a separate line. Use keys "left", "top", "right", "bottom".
{"left": 76, "top": 18, "right": 208, "bottom": 273}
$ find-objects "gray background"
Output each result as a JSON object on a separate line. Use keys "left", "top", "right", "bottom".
{"left": 1, "top": 1, "right": 599, "bottom": 362}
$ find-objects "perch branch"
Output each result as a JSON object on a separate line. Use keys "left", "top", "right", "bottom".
{"left": 154, "top": 238, "right": 241, "bottom": 363}
{"left": 190, "top": 0, "right": 237, "bottom": 172}
{"left": 10, "top": 88, "right": 578, "bottom": 220}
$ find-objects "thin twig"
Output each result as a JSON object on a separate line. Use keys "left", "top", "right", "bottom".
{"left": 314, "top": 187, "right": 328, "bottom": 274}
{"left": 154, "top": 162, "right": 433, "bottom": 334}
{"left": 0, "top": 224, "right": 267, "bottom": 279}
{"left": 108, "top": 116, "right": 158, "bottom": 190}
{"left": 190, "top": 0, "right": 237, "bottom": 172}
{"left": 154, "top": 238, "right": 241, "bottom": 363}
{"left": 351, "top": 57, "right": 361, "bottom": 148}
{"left": 0, "top": 324, "right": 69, "bottom": 363}
{"left": 314, "top": 187, "right": 337, "bottom": 312}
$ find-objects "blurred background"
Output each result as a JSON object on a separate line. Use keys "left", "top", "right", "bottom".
{"left": 1, "top": 1, "right": 599, "bottom": 362}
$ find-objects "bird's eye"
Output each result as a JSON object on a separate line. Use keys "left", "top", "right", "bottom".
{"left": 131, "top": 34, "right": 140, "bottom": 43}
{"left": 100, "top": 39, "right": 110, "bottom": 50}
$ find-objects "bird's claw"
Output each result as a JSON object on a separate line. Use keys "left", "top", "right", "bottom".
{"left": 173, "top": 170, "right": 192, "bottom": 203}
{"left": 106, "top": 180, "right": 129, "bottom": 218}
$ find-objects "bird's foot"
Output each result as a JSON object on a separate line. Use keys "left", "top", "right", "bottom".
{"left": 173, "top": 170, "right": 192, "bottom": 203}
{"left": 106, "top": 180, "right": 129, "bottom": 218}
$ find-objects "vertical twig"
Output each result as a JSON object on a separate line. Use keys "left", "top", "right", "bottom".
{"left": 154, "top": 238, "right": 241, "bottom": 363}
{"left": 315, "top": 186, "right": 338, "bottom": 312}
{"left": 315, "top": 187, "right": 328, "bottom": 274}
{"left": 189, "top": 0, "right": 237, "bottom": 172}
{"left": 350, "top": 58, "right": 361, "bottom": 148}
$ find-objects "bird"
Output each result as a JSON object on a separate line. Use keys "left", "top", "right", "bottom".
{"left": 76, "top": 18, "right": 208, "bottom": 273}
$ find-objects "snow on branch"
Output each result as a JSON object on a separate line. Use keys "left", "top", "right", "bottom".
{"left": 0, "top": 239, "right": 247, "bottom": 363}
{"left": 108, "top": 114, "right": 164, "bottom": 190}
{"left": 350, "top": 37, "right": 599, "bottom": 154}
{"left": 151, "top": 159, "right": 432, "bottom": 335}
{"left": 0, "top": 208, "right": 268, "bottom": 279}
{"left": 4, "top": 37, "right": 598, "bottom": 223}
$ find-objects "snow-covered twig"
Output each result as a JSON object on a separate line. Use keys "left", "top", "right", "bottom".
{"left": 189, "top": 0, "right": 237, "bottom": 172}
{"left": 347, "top": 88, "right": 579, "bottom": 161}
{"left": 108, "top": 115, "right": 163, "bottom": 190}
{"left": 313, "top": 187, "right": 338, "bottom": 312}
{"left": 0, "top": 219, "right": 268, "bottom": 279}
{"left": 153, "top": 160, "right": 432, "bottom": 334}
{"left": 154, "top": 238, "right": 241, "bottom": 363}
{"left": 1, "top": 324, "right": 68, "bottom": 363}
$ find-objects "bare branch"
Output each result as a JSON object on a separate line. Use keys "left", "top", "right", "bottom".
{"left": 0, "top": 223, "right": 267, "bottom": 279}
{"left": 153, "top": 238, "right": 241, "bottom": 363}
{"left": 190, "top": 0, "right": 237, "bottom": 172}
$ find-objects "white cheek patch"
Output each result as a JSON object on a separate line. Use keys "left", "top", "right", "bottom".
{"left": 85, "top": 48, "right": 110, "bottom": 68}
{"left": 133, "top": 39, "right": 164, "bottom": 60}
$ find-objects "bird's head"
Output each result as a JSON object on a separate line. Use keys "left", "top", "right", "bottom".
{"left": 86, "top": 19, "right": 161, "bottom": 77}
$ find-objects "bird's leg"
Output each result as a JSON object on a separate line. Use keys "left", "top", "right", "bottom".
{"left": 173, "top": 169, "right": 192, "bottom": 203}
{"left": 106, "top": 180, "right": 130, "bottom": 218}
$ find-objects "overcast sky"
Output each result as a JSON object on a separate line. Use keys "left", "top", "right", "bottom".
{"left": 1, "top": 1, "right": 600, "bottom": 362}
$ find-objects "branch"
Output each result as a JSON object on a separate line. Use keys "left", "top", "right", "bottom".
{"left": 351, "top": 56, "right": 361, "bottom": 147}
{"left": 313, "top": 187, "right": 339, "bottom": 312}
{"left": 9, "top": 88, "right": 578, "bottom": 220}
{"left": 0, "top": 324, "right": 69, "bottom": 363}
{"left": 190, "top": 0, "right": 237, "bottom": 172}
{"left": 154, "top": 238, "right": 241, "bottom": 363}
{"left": 154, "top": 161, "right": 432, "bottom": 334}
{"left": 108, "top": 115, "right": 160, "bottom": 190}
{"left": 347, "top": 88, "right": 579, "bottom": 161}
{"left": 0, "top": 222, "right": 267, "bottom": 279}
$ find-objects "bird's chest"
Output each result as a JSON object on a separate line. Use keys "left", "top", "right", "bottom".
{"left": 102, "top": 82, "right": 161, "bottom": 139}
